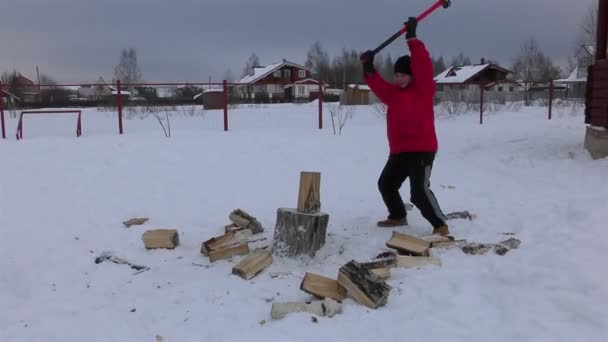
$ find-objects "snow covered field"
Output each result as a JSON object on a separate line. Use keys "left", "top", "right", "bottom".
{"left": 1, "top": 103, "right": 606, "bottom": 342}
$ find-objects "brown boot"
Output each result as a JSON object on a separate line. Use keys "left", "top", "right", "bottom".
{"left": 433, "top": 225, "right": 450, "bottom": 236}
{"left": 377, "top": 217, "right": 408, "bottom": 228}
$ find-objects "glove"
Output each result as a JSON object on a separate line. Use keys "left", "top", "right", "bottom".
{"left": 360, "top": 50, "right": 375, "bottom": 74}
{"left": 405, "top": 16, "right": 417, "bottom": 40}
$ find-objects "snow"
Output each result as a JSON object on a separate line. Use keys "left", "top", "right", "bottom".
{"left": 434, "top": 64, "right": 490, "bottom": 84}
{"left": 1, "top": 103, "right": 607, "bottom": 341}
{"left": 348, "top": 84, "right": 371, "bottom": 91}
{"left": 555, "top": 67, "right": 586, "bottom": 83}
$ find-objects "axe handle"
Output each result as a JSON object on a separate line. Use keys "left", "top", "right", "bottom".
{"left": 371, "top": 0, "right": 449, "bottom": 55}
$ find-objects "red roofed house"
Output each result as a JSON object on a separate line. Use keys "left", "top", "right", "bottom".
{"left": 10, "top": 75, "right": 41, "bottom": 104}
{"left": 237, "top": 59, "right": 322, "bottom": 102}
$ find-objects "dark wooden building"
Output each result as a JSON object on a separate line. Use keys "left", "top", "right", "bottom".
{"left": 584, "top": 0, "right": 608, "bottom": 159}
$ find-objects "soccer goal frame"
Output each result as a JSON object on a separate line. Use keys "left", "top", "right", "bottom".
{"left": 16, "top": 110, "right": 82, "bottom": 140}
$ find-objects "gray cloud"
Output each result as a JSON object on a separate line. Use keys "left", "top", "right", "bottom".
{"left": 0, "top": 0, "right": 597, "bottom": 83}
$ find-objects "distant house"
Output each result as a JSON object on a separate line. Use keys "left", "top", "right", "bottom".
{"left": 77, "top": 77, "right": 130, "bottom": 101}
{"left": 341, "top": 84, "right": 372, "bottom": 105}
{"left": 237, "top": 59, "right": 316, "bottom": 102}
{"left": 1, "top": 89, "right": 21, "bottom": 107}
{"left": 78, "top": 77, "right": 112, "bottom": 100}
{"left": 11, "top": 75, "right": 41, "bottom": 103}
{"left": 555, "top": 46, "right": 597, "bottom": 98}
{"left": 283, "top": 78, "right": 325, "bottom": 102}
{"left": 434, "top": 60, "right": 519, "bottom": 102}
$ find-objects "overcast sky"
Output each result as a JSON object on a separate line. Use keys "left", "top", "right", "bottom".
{"left": 0, "top": 0, "right": 598, "bottom": 84}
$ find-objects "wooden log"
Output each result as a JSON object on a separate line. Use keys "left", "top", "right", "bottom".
{"left": 201, "top": 229, "right": 253, "bottom": 256}
{"left": 337, "top": 260, "right": 391, "bottom": 309}
{"left": 225, "top": 223, "right": 245, "bottom": 233}
{"left": 272, "top": 208, "right": 329, "bottom": 257}
{"left": 208, "top": 243, "right": 250, "bottom": 262}
{"left": 229, "top": 209, "right": 264, "bottom": 234}
{"left": 271, "top": 298, "right": 342, "bottom": 320}
{"left": 359, "top": 258, "right": 397, "bottom": 270}
{"left": 123, "top": 217, "right": 149, "bottom": 227}
{"left": 229, "top": 213, "right": 250, "bottom": 228}
{"left": 431, "top": 239, "right": 468, "bottom": 249}
{"left": 395, "top": 255, "right": 442, "bottom": 268}
{"left": 300, "top": 272, "right": 347, "bottom": 301}
{"left": 370, "top": 268, "right": 391, "bottom": 280}
{"left": 386, "top": 231, "right": 430, "bottom": 256}
{"left": 297, "top": 171, "right": 321, "bottom": 213}
{"left": 142, "top": 229, "right": 179, "bottom": 249}
{"left": 232, "top": 249, "right": 273, "bottom": 280}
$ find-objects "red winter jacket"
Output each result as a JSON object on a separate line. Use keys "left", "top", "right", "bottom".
{"left": 364, "top": 38, "right": 438, "bottom": 154}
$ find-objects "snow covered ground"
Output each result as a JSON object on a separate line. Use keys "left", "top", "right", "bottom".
{"left": 1, "top": 102, "right": 606, "bottom": 342}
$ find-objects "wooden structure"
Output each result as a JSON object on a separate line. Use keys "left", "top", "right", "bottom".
{"left": 201, "top": 89, "right": 224, "bottom": 110}
{"left": 341, "top": 84, "right": 371, "bottom": 105}
{"left": 271, "top": 171, "right": 329, "bottom": 257}
{"left": 584, "top": 0, "right": 608, "bottom": 159}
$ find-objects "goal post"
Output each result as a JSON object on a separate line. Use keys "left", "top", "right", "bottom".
{"left": 16, "top": 110, "right": 82, "bottom": 140}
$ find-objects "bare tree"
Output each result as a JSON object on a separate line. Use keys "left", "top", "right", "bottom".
{"left": 39, "top": 74, "right": 70, "bottom": 104}
{"left": 433, "top": 56, "right": 447, "bottom": 76}
{"left": 305, "top": 41, "right": 331, "bottom": 82}
{"left": 241, "top": 52, "right": 261, "bottom": 77}
{"left": 380, "top": 54, "right": 394, "bottom": 80}
{"left": 223, "top": 69, "right": 236, "bottom": 82}
{"left": 146, "top": 104, "right": 172, "bottom": 137}
{"left": 114, "top": 48, "right": 143, "bottom": 89}
{"left": 449, "top": 53, "right": 472, "bottom": 67}
{"left": 328, "top": 103, "right": 354, "bottom": 135}
{"left": 331, "top": 48, "right": 363, "bottom": 89}
{"left": 512, "top": 38, "right": 562, "bottom": 105}
{"left": 578, "top": 2, "right": 598, "bottom": 47}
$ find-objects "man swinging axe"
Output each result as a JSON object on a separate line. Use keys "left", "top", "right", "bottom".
{"left": 360, "top": 8, "right": 450, "bottom": 236}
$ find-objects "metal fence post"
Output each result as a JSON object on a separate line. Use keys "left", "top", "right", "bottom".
{"left": 117, "top": 80, "right": 124, "bottom": 134}
{"left": 0, "top": 82, "right": 6, "bottom": 139}
{"left": 318, "top": 81, "right": 324, "bottom": 129}
{"left": 223, "top": 80, "right": 228, "bottom": 131}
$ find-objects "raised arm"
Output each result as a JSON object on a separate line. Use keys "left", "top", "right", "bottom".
{"left": 408, "top": 38, "right": 435, "bottom": 95}
{"left": 360, "top": 50, "right": 394, "bottom": 104}
{"left": 404, "top": 17, "right": 435, "bottom": 95}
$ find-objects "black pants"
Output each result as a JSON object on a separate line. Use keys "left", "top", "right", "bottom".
{"left": 378, "top": 152, "right": 446, "bottom": 228}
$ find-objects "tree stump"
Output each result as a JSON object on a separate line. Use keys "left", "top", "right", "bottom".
{"left": 272, "top": 208, "right": 329, "bottom": 257}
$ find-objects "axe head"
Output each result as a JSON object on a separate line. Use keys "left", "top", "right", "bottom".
{"left": 443, "top": 0, "right": 451, "bottom": 8}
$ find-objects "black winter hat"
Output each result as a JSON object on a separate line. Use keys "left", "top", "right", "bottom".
{"left": 394, "top": 55, "right": 412, "bottom": 75}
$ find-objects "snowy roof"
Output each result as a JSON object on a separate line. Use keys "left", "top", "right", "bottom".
{"left": 554, "top": 67, "right": 586, "bottom": 83}
{"left": 239, "top": 60, "right": 315, "bottom": 84}
{"left": 203, "top": 89, "right": 223, "bottom": 93}
{"left": 193, "top": 89, "right": 223, "bottom": 100}
{"left": 434, "top": 64, "right": 511, "bottom": 84}
{"left": 483, "top": 79, "right": 520, "bottom": 88}
{"left": 583, "top": 45, "right": 595, "bottom": 56}
{"left": 1, "top": 89, "right": 21, "bottom": 101}
{"left": 347, "top": 84, "right": 371, "bottom": 91}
